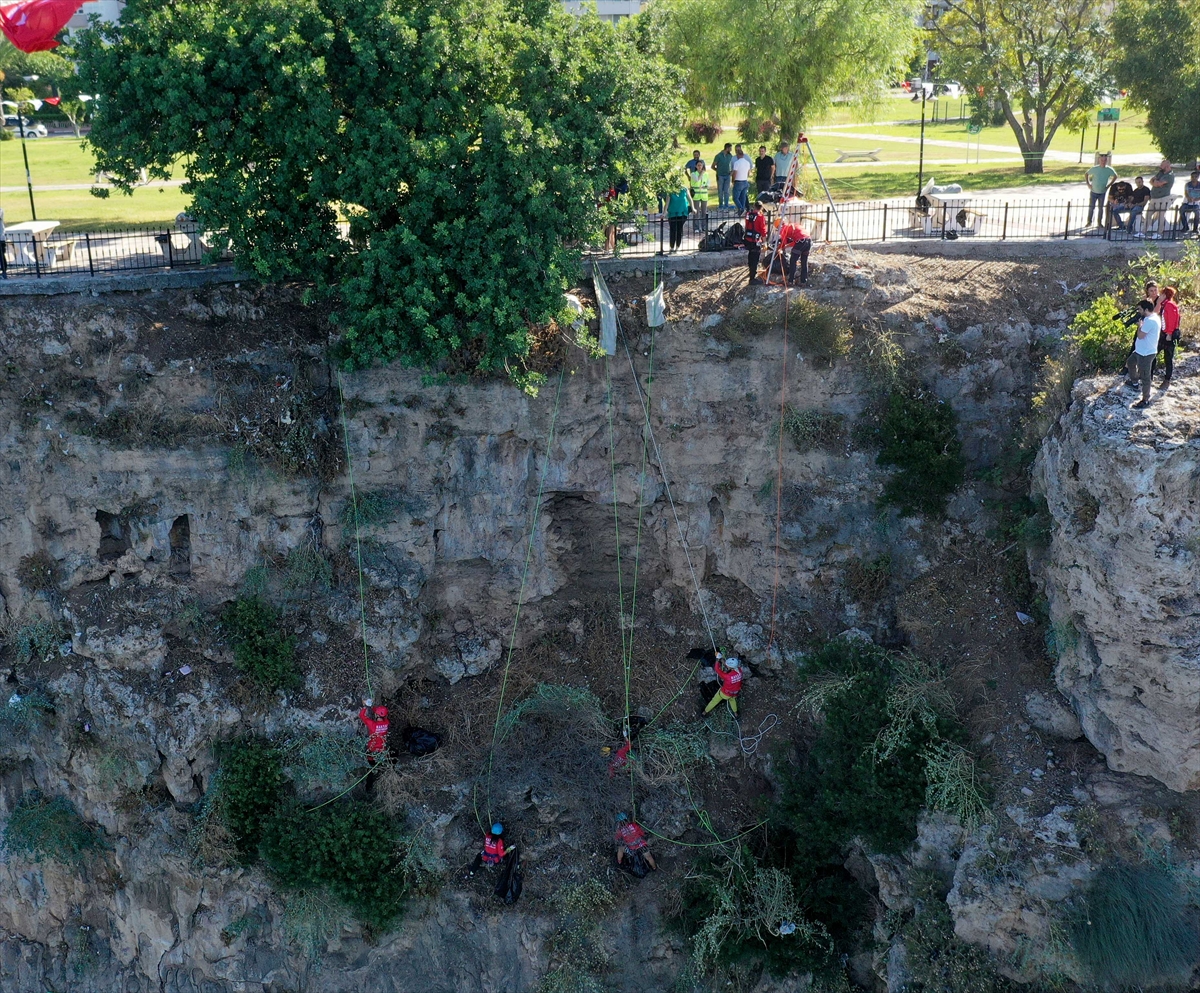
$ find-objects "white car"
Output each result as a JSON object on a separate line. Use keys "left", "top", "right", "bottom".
{"left": 3, "top": 116, "right": 48, "bottom": 138}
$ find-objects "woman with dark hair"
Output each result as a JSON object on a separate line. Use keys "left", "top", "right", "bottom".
{"left": 663, "top": 183, "right": 693, "bottom": 254}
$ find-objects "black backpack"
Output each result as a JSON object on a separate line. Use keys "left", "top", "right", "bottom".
{"left": 724, "top": 222, "right": 745, "bottom": 248}
{"left": 699, "top": 222, "right": 729, "bottom": 252}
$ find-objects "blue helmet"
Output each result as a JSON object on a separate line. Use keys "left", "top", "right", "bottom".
{"left": 616, "top": 812, "right": 629, "bottom": 823}
{"left": 491, "top": 822, "right": 504, "bottom": 836}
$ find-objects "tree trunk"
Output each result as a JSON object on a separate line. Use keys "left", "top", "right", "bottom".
{"left": 1024, "top": 153, "right": 1044, "bottom": 174}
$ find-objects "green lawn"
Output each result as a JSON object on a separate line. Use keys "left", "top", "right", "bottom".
{"left": 0, "top": 136, "right": 191, "bottom": 229}
{"left": 812, "top": 162, "right": 1085, "bottom": 201}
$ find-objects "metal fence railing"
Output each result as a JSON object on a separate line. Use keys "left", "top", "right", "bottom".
{"left": 3, "top": 198, "right": 1193, "bottom": 280}
{"left": 1, "top": 225, "right": 232, "bottom": 280}
{"left": 585, "top": 198, "right": 1200, "bottom": 260}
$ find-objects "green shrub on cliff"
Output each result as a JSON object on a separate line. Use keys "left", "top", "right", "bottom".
{"left": 1070, "top": 294, "right": 1131, "bottom": 372}
{"left": 260, "top": 801, "right": 410, "bottom": 929}
{"left": 214, "top": 737, "right": 285, "bottom": 856}
{"left": 4, "top": 791, "right": 104, "bottom": 868}
{"left": 221, "top": 596, "right": 300, "bottom": 692}
{"left": 873, "top": 387, "right": 965, "bottom": 516}
{"left": 1069, "top": 861, "right": 1200, "bottom": 989}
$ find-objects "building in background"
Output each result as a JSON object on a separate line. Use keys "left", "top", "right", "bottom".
{"left": 561, "top": 0, "right": 646, "bottom": 23}
{"left": 66, "top": 0, "right": 124, "bottom": 32}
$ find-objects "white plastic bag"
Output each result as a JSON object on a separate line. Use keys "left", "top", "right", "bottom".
{"left": 645, "top": 283, "right": 666, "bottom": 328}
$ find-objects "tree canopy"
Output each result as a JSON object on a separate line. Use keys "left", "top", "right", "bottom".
{"left": 75, "top": 0, "right": 681, "bottom": 375}
{"left": 656, "top": 0, "right": 919, "bottom": 137}
{"left": 1112, "top": 0, "right": 1200, "bottom": 163}
{"left": 933, "top": 0, "right": 1112, "bottom": 173}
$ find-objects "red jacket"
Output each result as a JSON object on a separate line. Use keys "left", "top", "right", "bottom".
{"left": 744, "top": 212, "right": 768, "bottom": 247}
{"left": 358, "top": 708, "right": 389, "bottom": 753}
{"left": 779, "top": 222, "right": 810, "bottom": 249}
{"left": 1161, "top": 299, "right": 1181, "bottom": 339}
{"left": 715, "top": 660, "right": 742, "bottom": 696}
{"left": 615, "top": 821, "right": 648, "bottom": 852}
{"left": 608, "top": 740, "right": 632, "bottom": 778}
{"left": 482, "top": 833, "right": 507, "bottom": 864}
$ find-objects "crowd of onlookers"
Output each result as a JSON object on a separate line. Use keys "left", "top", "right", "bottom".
{"left": 1125, "top": 279, "right": 1183, "bottom": 409}
{"left": 1086, "top": 153, "right": 1200, "bottom": 238}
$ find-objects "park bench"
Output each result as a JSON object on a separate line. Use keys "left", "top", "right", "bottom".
{"left": 1142, "top": 195, "right": 1181, "bottom": 238}
{"left": 835, "top": 148, "right": 882, "bottom": 163}
{"left": 155, "top": 217, "right": 213, "bottom": 263}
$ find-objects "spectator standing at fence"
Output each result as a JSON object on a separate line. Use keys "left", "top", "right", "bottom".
{"left": 731, "top": 145, "right": 753, "bottom": 214}
{"left": 663, "top": 183, "right": 693, "bottom": 254}
{"left": 1179, "top": 171, "right": 1200, "bottom": 235}
{"left": 774, "top": 141, "right": 796, "bottom": 193}
{"left": 743, "top": 200, "right": 768, "bottom": 286}
{"left": 685, "top": 149, "right": 703, "bottom": 175}
{"left": 689, "top": 160, "right": 710, "bottom": 234}
{"left": 1085, "top": 153, "right": 1116, "bottom": 228}
{"left": 1119, "top": 178, "right": 1153, "bottom": 236}
{"left": 0, "top": 206, "right": 6, "bottom": 279}
{"left": 712, "top": 143, "right": 734, "bottom": 211}
{"left": 755, "top": 145, "right": 775, "bottom": 197}
{"left": 1157, "top": 287, "right": 1181, "bottom": 386}
{"left": 1126, "top": 299, "right": 1162, "bottom": 409}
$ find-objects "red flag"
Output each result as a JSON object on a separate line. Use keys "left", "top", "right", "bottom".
{"left": 0, "top": 0, "right": 85, "bottom": 53}
{"left": 43, "top": 95, "right": 60, "bottom": 105}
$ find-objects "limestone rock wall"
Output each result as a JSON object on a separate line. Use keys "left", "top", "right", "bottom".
{"left": 1034, "top": 373, "right": 1200, "bottom": 791}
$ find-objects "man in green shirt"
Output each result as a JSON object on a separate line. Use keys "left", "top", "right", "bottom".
{"left": 1085, "top": 153, "right": 1116, "bottom": 227}
{"left": 712, "top": 143, "right": 734, "bottom": 211}
{"left": 1149, "top": 159, "right": 1175, "bottom": 200}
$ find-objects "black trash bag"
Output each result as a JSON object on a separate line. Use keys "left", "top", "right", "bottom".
{"left": 621, "top": 850, "right": 650, "bottom": 879}
{"left": 724, "top": 222, "right": 745, "bottom": 248}
{"left": 494, "top": 849, "right": 523, "bottom": 905}
{"left": 402, "top": 726, "right": 442, "bottom": 757}
{"left": 699, "top": 222, "right": 729, "bottom": 252}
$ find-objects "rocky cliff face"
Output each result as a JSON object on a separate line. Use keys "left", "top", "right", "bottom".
{"left": 0, "top": 253, "right": 1154, "bottom": 993}
{"left": 1035, "top": 369, "right": 1200, "bottom": 792}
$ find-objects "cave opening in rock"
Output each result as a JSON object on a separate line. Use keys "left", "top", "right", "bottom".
{"left": 169, "top": 515, "right": 192, "bottom": 577}
{"left": 96, "top": 510, "right": 131, "bottom": 562}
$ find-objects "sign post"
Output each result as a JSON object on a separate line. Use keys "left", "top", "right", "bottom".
{"left": 1098, "top": 107, "right": 1120, "bottom": 154}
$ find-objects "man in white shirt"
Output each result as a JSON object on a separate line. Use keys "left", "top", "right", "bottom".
{"left": 1126, "top": 298, "right": 1162, "bottom": 408}
{"left": 730, "top": 145, "right": 753, "bottom": 214}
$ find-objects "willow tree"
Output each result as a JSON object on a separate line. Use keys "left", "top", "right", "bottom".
{"left": 1112, "top": 0, "right": 1200, "bottom": 163}
{"left": 75, "top": 0, "right": 681, "bottom": 374}
{"left": 656, "top": 0, "right": 919, "bottom": 137}
{"left": 932, "top": 0, "right": 1112, "bottom": 174}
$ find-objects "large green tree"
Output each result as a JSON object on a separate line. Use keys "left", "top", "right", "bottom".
{"left": 932, "top": 0, "right": 1112, "bottom": 173}
{"left": 1112, "top": 0, "right": 1200, "bottom": 163}
{"left": 656, "top": 0, "right": 919, "bottom": 137}
{"left": 75, "top": 0, "right": 680, "bottom": 374}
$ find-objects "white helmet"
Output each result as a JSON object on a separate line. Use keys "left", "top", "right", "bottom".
{"left": 726, "top": 657, "right": 742, "bottom": 670}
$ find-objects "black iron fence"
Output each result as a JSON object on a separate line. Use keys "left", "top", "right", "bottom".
{"left": 4, "top": 198, "right": 1195, "bottom": 281}
{"left": 587, "top": 197, "right": 1200, "bottom": 259}
{"left": 1, "top": 225, "right": 231, "bottom": 279}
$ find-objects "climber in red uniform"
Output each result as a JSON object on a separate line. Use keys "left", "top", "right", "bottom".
{"left": 614, "top": 812, "right": 657, "bottom": 870}
{"left": 358, "top": 698, "right": 389, "bottom": 763}
{"left": 471, "top": 823, "right": 507, "bottom": 874}
{"left": 703, "top": 651, "right": 742, "bottom": 716}
{"left": 744, "top": 201, "right": 769, "bottom": 286}
{"left": 777, "top": 219, "right": 812, "bottom": 285}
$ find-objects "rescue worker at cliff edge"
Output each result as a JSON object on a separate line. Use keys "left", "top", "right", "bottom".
{"left": 703, "top": 650, "right": 743, "bottom": 716}
{"left": 358, "top": 698, "right": 389, "bottom": 763}
{"left": 615, "top": 812, "right": 658, "bottom": 870}
{"left": 744, "top": 201, "right": 769, "bottom": 286}
{"left": 471, "top": 823, "right": 507, "bottom": 875}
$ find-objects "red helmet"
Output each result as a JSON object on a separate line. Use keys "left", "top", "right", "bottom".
{"left": 374, "top": 706, "right": 388, "bottom": 719}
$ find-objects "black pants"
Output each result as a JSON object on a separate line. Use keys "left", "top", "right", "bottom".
{"left": 787, "top": 238, "right": 812, "bottom": 284}
{"left": 747, "top": 245, "right": 761, "bottom": 283}
{"left": 668, "top": 216, "right": 686, "bottom": 250}
{"left": 1153, "top": 335, "right": 1176, "bottom": 380}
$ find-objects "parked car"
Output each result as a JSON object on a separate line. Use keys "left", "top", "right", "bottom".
{"left": 3, "top": 116, "right": 47, "bottom": 138}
